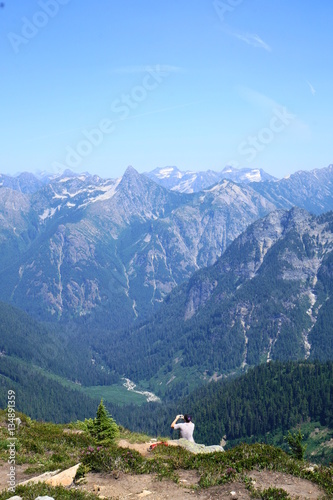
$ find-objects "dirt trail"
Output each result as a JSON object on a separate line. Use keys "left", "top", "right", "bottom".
{"left": 249, "top": 470, "right": 324, "bottom": 499}
{"left": 0, "top": 462, "right": 35, "bottom": 491}
{"left": 76, "top": 440, "right": 326, "bottom": 499}
{"left": 79, "top": 468, "right": 325, "bottom": 499}
{"left": 80, "top": 470, "right": 251, "bottom": 499}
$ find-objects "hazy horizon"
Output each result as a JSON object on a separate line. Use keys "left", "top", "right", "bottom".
{"left": 2, "top": 162, "right": 332, "bottom": 183}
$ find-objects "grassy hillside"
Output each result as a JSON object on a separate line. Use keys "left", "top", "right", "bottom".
{"left": 0, "top": 410, "right": 333, "bottom": 499}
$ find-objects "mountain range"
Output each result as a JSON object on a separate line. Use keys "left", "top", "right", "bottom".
{"left": 0, "top": 164, "right": 333, "bottom": 328}
{"left": 0, "top": 166, "right": 274, "bottom": 326}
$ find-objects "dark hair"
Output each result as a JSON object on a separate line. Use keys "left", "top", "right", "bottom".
{"left": 184, "top": 414, "right": 192, "bottom": 423}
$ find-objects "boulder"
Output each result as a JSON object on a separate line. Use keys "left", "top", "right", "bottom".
{"left": 18, "top": 470, "right": 60, "bottom": 486}
{"left": 45, "top": 464, "right": 81, "bottom": 487}
{"left": 18, "top": 463, "right": 80, "bottom": 488}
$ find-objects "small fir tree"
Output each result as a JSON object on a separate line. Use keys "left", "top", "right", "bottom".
{"left": 92, "top": 399, "right": 119, "bottom": 445}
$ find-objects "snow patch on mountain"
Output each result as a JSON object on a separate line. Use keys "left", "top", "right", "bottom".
{"left": 39, "top": 207, "right": 59, "bottom": 221}
{"left": 90, "top": 178, "right": 121, "bottom": 203}
{"left": 156, "top": 167, "right": 183, "bottom": 179}
{"left": 244, "top": 170, "right": 262, "bottom": 182}
{"left": 172, "top": 175, "right": 198, "bottom": 193}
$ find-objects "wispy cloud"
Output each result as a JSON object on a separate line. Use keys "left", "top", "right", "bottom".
{"left": 236, "top": 86, "right": 311, "bottom": 139}
{"left": 111, "top": 65, "right": 185, "bottom": 74}
{"left": 222, "top": 25, "right": 271, "bottom": 52}
{"left": 307, "top": 81, "right": 316, "bottom": 96}
{"left": 237, "top": 87, "right": 281, "bottom": 109}
{"left": 233, "top": 32, "right": 271, "bottom": 51}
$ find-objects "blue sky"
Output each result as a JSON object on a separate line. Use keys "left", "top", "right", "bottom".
{"left": 1, "top": 0, "right": 332, "bottom": 179}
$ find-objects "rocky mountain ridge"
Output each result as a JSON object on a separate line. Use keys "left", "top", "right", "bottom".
{"left": 0, "top": 164, "right": 333, "bottom": 326}
{"left": 0, "top": 167, "right": 276, "bottom": 325}
{"left": 250, "top": 164, "right": 333, "bottom": 215}
{"left": 147, "top": 164, "right": 333, "bottom": 215}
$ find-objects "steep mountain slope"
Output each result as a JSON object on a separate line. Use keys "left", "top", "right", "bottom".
{"left": 0, "top": 187, "right": 39, "bottom": 271}
{"left": 0, "top": 167, "right": 275, "bottom": 326}
{"left": 0, "top": 356, "right": 100, "bottom": 423}
{"left": 100, "top": 208, "right": 333, "bottom": 395}
{"left": 251, "top": 164, "right": 333, "bottom": 215}
{"left": 0, "top": 301, "right": 117, "bottom": 386}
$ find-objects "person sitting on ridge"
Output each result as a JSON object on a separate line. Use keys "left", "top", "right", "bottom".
{"left": 171, "top": 413, "right": 195, "bottom": 442}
